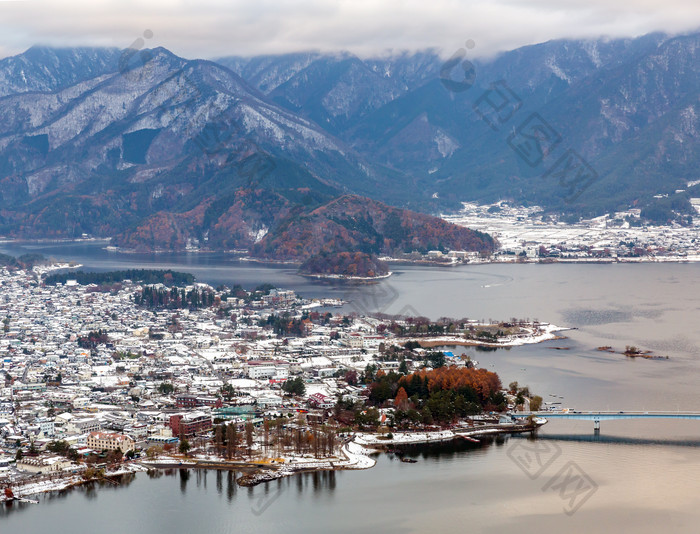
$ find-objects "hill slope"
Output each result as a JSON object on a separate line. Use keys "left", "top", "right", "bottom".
{"left": 1, "top": 32, "right": 699, "bottom": 252}
{"left": 222, "top": 32, "right": 700, "bottom": 221}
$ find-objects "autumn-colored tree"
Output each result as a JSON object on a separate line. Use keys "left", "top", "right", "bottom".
{"left": 530, "top": 395, "right": 543, "bottom": 411}
{"left": 394, "top": 387, "right": 410, "bottom": 411}
{"left": 106, "top": 449, "right": 123, "bottom": 465}
{"left": 398, "top": 366, "right": 502, "bottom": 405}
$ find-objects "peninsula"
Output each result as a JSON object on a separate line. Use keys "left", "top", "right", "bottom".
{"left": 1, "top": 257, "right": 553, "bottom": 501}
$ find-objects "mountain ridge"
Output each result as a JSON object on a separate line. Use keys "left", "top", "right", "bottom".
{"left": 0, "top": 31, "right": 698, "bottom": 254}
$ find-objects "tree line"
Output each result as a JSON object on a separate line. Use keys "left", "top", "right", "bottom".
{"left": 133, "top": 285, "right": 217, "bottom": 309}
{"left": 212, "top": 418, "right": 338, "bottom": 459}
{"left": 44, "top": 269, "right": 195, "bottom": 287}
{"left": 351, "top": 365, "right": 505, "bottom": 427}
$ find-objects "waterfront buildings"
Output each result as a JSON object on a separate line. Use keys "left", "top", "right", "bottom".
{"left": 86, "top": 431, "right": 135, "bottom": 453}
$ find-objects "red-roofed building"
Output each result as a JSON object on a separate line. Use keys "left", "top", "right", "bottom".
{"left": 307, "top": 393, "right": 334, "bottom": 409}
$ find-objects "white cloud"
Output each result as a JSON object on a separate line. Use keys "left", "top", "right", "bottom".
{"left": 0, "top": 0, "right": 699, "bottom": 60}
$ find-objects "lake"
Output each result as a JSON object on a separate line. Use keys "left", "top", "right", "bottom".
{"left": 3, "top": 242, "right": 700, "bottom": 532}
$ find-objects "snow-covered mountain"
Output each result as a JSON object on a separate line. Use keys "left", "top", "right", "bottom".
{"left": 1, "top": 30, "right": 700, "bottom": 244}
{"left": 0, "top": 46, "right": 123, "bottom": 97}
{"left": 220, "top": 32, "right": 700, "bottom": 222}
{"left": 0, "top": 46, "right": 386, "bottom": 240}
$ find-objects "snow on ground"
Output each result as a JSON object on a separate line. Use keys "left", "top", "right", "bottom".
{"left": 304, "top": 383, "right": 333, "bottom": 397}
{"left": 274, "top": 441, "right": 375, "bottom": 470}
{"left": 355, "top": 426, "right": 520, "bottom": 448}
{"left": 146, "top": 457, "right": 197, "bottom": 466}
{"left": 341, "top": 354, "right": 375, "bottom": 371}
{"left": 6, "top": 428, "right": 521, "bottom": 499}
{"left": 6, "top": 463, "right": 148, "bottom": 499}
{"left": 403, "top": 323, "right": 567, "bottom": 348}
{"left": 507, "top": 323, "right": 568, "bottom": 346}
{"left": 299, "top": 356, "right": 334, "bottom": 369}
{"left": 356, "top": 430, "right": 455, "bottom": 446}
{"left": 340, "top": 441, "right": 377, "bottom": 469}
{"left": 33, "top": 262, "right": 82, "bottom": 275}
{"left": 7, "top": 476, "right": 84, "bottom": 499}
{"left": 228, "top": 378, "right": 257, "bottom": 389}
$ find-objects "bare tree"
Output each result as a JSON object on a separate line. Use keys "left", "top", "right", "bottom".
{"left": 244, "top": 422, "right": 254, "bottom": 457}
{"left": 226, "top": 423, "right": 239, "bottom": 459}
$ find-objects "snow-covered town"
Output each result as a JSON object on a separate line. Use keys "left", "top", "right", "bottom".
{"left": 447, "top": 201, "right": 700, "bottom": 262}
{"left": 0, "top": 261, "right": 556, "bottom": 501}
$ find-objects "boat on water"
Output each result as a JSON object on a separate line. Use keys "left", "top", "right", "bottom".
{"left": 400, "top": 457, "right": 417, "bottom": 463}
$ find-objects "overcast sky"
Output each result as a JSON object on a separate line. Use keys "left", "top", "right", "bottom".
{"left": 1, "top": 0, "right": 699, "bottom": 60}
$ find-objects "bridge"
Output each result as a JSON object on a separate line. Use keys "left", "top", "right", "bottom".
{"left": 511, "top": 411, "right": 700, "bottom": 432}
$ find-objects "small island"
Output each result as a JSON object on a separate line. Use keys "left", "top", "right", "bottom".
{"left": 299, "top": 252, "right": 390, "bottom": 279}
{"left": 597, "top": 345, "right": 669, "bottom": 360}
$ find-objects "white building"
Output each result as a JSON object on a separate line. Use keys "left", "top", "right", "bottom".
{"left": 248, "top": 366, "right": 277, "bottom": 380}
{"left": 38, "top": 418, "right": 55, "bottom": 437}
{"left": 342, "top": 333, "right": 364, "bottom": 349}
{"left": 66, "top": 417, "right": 101, "bottom": 435}
{"left": 17, "top": 456, "right": 74, "bottom": 474}
{"left": 86, "top": 431, "right": 135, "bottom": 453}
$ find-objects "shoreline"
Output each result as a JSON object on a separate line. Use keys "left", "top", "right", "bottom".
{"left": 401, "top": 323, "right": 568, "bottom": 348}
{"left": 1, "top": 462, "right": 149, "bottom": 503}
{"left": 299, "top": 271, "right": 393, "bottom": 281}
{"left": 3, "top": 237, "right": 700, "bottom": 267}
{"left": 3, "top": 424, "right": 541, "bottom": 499}
{"left": 102, "top": 248, "right": 700, "bottom": 266}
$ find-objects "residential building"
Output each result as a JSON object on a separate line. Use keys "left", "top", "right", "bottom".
{"left": 86, "top": 431, "right": 135, "bottom": 453}
{"left": 169, "top": 412, "right": 212, "bottom": 437}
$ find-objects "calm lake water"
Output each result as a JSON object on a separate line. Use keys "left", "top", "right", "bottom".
{"left": 4, "top": 242, "right": 700, "bottom": 532}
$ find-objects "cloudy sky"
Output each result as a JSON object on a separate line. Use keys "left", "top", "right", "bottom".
{"left": 1, "top": 0, "right": 699, "bottom": 60}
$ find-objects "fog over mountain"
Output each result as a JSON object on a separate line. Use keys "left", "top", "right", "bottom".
{"left": 1, "top": 0, "right": 700, "bottom": 59}
{"left": 0, "top": 30, "right": 698, "bottom": 250}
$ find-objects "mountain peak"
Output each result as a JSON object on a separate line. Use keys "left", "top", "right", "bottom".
{"left": 0, "top": 44, "right": 122, "bottom": 97}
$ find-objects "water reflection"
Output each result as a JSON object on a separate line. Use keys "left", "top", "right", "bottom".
{"left": 4, "top": 442, "right": 700, "bottom": 534}
{"left": 5, "top": 248, "right": 700, "bottom": 531}
{"left": 530, "top": 433, "right": 700, "bottom": 448}
{"left": 392, "top": 434, "right": 506, "bottom": 462}
{"left": 0, "top": 466, "right": 339, "bottom": 520}
{"left": 474, "top": 345, "right": 509, "bottom": 352}
{"left": 0, "top": 471, "right": 137, "bottom": 518}
{"left": 226, "top": 471, "right": 235, "bottom": 502}
{"left": 84, "top": 481, "right": 98, "bottom": 500}
{"left": 179, "top": 469, "right": 190, "bottom": 494}
{"left": 0, "top": 498, "right": 39, "bottom": 518}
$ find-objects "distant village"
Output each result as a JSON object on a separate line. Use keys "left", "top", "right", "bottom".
{"left": 448, "top": 201, "right": 700, "bottom": 262}
{"left": 0, "top": 263, "right": 553, "bottom": 498}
